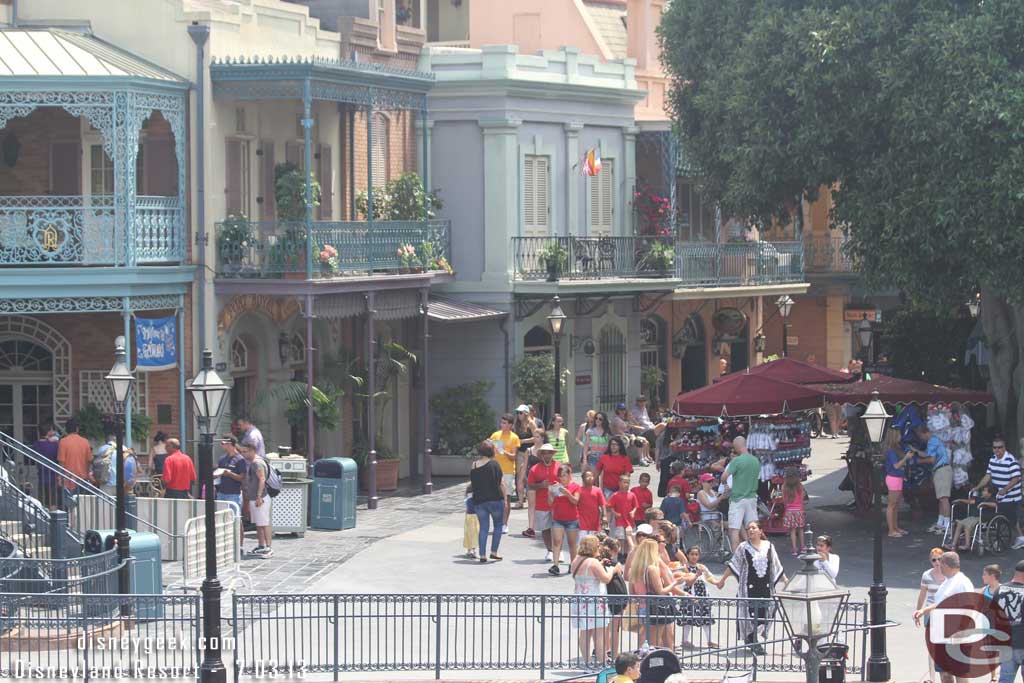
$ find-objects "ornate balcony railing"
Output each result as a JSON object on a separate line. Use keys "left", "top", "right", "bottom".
{"left": 0, "top": 195, "right": 184, "bottom": 266}
{"left": 215, "top": 219, "right": 453, "bottom": 279}
{"left": 676, "top": 241, "right": 804, "bottom": 287}
{"left": 804, "top": 235, "right": 855, "bottom": 274}
{"left": 511, "top": 235, "right": 677, "bottom": 281}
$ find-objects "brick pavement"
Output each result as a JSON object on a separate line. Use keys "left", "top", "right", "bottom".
{"left": 161, "top": 475, "right": 468, "bottom": 592}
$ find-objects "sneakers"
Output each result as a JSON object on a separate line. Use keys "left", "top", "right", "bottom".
{"left": 1012, "top": 537, "right": 1024, "bottom": 550}
{"left": 548, "top": 564, "right": 561, "bottom": 576}
{"left": 252, "top": 546, "right": 274, "bottom": 558}
{"left": 544, "top": 550, "right": 553, "bottom": 562}
{"left": 523, "top": 528, "right": 536, "bottom": 538}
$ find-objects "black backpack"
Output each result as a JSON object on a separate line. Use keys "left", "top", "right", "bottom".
{"left": 260, "top": 456, "right": 283, "bottom": 498}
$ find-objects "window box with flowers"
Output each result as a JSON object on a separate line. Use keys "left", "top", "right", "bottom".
{"left": 318, "top": 244, "right": 340, "bottom": 277}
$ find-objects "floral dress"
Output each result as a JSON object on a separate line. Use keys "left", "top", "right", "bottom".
{"left": 679, "top": 564, "right": 714, "bottom": 626}
{"left": 570, "top": 558, "right": 609, "bottom": 630}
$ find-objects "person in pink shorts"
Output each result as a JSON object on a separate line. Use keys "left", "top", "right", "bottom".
{"left": 883, "top": 427, "right": 913, "bottom": 537}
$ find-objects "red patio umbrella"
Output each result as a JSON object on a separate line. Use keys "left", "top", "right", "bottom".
{"left": 809, "top": 373, "right": 993, "bottom": 406}
{"left": 673, "top": 374, "right": 825, "bottom": 417}
{"left": 719, "top": 357, "right": 854, "bottom": 385}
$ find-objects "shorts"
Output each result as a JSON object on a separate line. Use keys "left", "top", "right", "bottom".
{"left": 933, "top": 466, "right": 952, "bottom": 499}
{"left": 609, "top": 525, "right": 626, "bottom": 540}
{"left": 998, "top": 501, "right": 1020, "bottom": 525}
{"left": 885, "top": 475, "right": 903, "bottom": 492}
{"left": 534, "top": 509, "right": 553, "bottom": 531}
{"left": 587, "top": 452, "right": 601, "bottom": 469}
{"left": 553, "top": 519, "right": 579, "bottom": 530}
{"left": 502, "top": 473, "right": 515, "bottom": 495}
{"left": 728, "top": 497, "right": 758, "bottom": 530}
{"left": 958, "top": 516, "right": 981, "bottom": 533}
{"left": 216, "top": 492, "right": 243, "bottom": 518}
{"left": 249, "top": 497, "right": 271, "bottom": 526}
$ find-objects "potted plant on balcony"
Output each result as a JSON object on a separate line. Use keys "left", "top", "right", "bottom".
{"left": 273, "top": 163, "right": 321, "bottom": 278}
{"left": 318, "top": 244, "right": 340, "bottom": 277}
{"left": 397, "top": 243, "right": 421, "bottom": 273}
{"left": 536, "top": 241, "right": 568, "bottom": 282}
{"left": 646, "top": 240, "right": 676, "bottom": 276}
{"left": 217, "top": 214, "right": 253, "bottom": 277}
{"left": 355, "top": 172, "right": 442, "bottom": 221}
{"left": 633, "top": 185, "right": 671, "bottom": 235}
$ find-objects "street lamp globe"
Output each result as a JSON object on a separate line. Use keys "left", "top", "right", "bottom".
{"left": 754, "top": 333, "right": 767, "bottom": 353}
{"left": 105, "top": 336, "right": 135, "bottom": 409}
{"left": 188, "top": 349, "right": 229, "bottom": 429}
{"left": 548, "top": 296, "right": 567, "bottom": 338}
{"left": 967, "top": 294, "right": 980, "bottom": 318}
{"left": 858, "top": 315, "right": 873, "bottom": 349}
{"left": 862, "top": 391, "right": 890, "bottom": 445}
{"left": 776, "top": 295, "right": 795, "bottom": 319}
{"left": 778, "top": 531, "right": 850, "bottom": 642}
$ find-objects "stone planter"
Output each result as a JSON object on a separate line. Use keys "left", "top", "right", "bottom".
{"left": 360, "top": 459, "right": 400, "bottom": 491}
{"left": 431, "top": 453, "right": 473, "bottom": 478}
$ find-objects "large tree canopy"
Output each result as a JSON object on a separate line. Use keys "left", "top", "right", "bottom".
{"left": 659, "top": 0, "right": 1024, "bottom": 307}
{"left": 659, "top": 0, "right": 1024, "bottom": 442}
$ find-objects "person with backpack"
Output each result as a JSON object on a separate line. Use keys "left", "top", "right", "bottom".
{"left": 162, "top": 438, "right": 196, "bottom": 499}
{"left": 93, "top": 433, "right": 117, "bottom": 494}
{"left": 240, "top": 440, "right": 273, "bottom": 557}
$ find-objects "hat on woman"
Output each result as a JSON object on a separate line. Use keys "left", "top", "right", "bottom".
{"left": 699, "top": 473, "right": 714, "bottom": 482}
{"left": 636, "top": 523, "right": 654, "bottom": 537}
{"left": 537, "top": 443, "right": 557, "bottom": 453}
{"left": 515, "top": 404, "right": 530, "bottom": 413}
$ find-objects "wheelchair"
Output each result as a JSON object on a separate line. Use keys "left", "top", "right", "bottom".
{"left": 941, "top": 499, "right": 1014, "bottom": 556}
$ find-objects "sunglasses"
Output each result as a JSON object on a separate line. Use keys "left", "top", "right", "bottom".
{"left": 931, "top": 558, "right": 940, "bottom": 563}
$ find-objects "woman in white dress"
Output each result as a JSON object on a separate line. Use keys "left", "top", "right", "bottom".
{"left": 570, "top": 535, "right": 621, "bottom": 667}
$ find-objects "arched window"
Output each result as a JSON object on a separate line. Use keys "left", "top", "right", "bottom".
{"left": 523, "top": 325, "right": 552, "bottom": 355}
{"left": 230, "top": 338, "right": 248, "bottom": 372}
{"left": 640, "top": 316, "right": 667, "bottom": 406}
{"left": 372, "top": 112, "right": 390, "bottom": 185}
{"left": 598, "top": 324, "right": 626, "bottom": 412}
{"left": 0, "top": 340, "right": 53, "bottom": 372}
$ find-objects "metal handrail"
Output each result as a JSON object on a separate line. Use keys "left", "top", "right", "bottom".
{"left": 0, "top": 431, "right": 179, "bottom": 541}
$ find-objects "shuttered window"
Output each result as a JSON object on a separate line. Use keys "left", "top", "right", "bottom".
{"left": 371, "top": 113, "right": 389, "bottom": 185}
{"left": 318, "top": 143, "right": 333, "bottom": 220}
{"left": 225, "top": 138, "right": 251, "bottom": 217}
{"left": 285, "top": 141, "right": 303, "bottom": 169}
{"left": 259, "top": 140, "right": 276, "bottom": 220}
{"left": 588, "top": 158, "right": 614, "bottom": 236}
{"left": 522, "top": 154, "right": 550, "bottom": 236}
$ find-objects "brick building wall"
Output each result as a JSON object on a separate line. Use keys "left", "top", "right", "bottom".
{"left": 338, "top": 108, "right": 420, "bottom": 219}
{"left": 763, "top": 295, "right": 829, "bottom": 365}
{"left": 0, "top": 109, "right": 79, "bottom": 195}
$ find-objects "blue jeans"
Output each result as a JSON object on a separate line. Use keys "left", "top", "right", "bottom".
{"left": 999, "top": 647, "right": 1024, "bottom": 683}
{"left": 475, "top": 500, "right": 504, "bottom": 556}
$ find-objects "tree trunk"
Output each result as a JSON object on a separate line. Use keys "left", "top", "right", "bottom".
{"left": 980, "top": 287, "right": 1020, "bottom": 448}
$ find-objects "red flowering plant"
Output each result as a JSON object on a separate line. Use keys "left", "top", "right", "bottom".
{"left": 633, "top": 185, "right": 672, "bottom": 236}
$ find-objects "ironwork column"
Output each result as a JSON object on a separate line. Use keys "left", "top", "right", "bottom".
{"left": 198, "top": 416, "right": 226, "bottom": 683}
{"left": 188, "top": 22, "right": 210, "bottom": 348}
{"left": 366, "top": 99, "right": 375, "bottom": 273}
{"left": 122, "top": 299, "right": 132, "bottom": 447}
{"left": 366, "top": 292, "right": 378, "bottom": 510}
{"left": 782, "top": 321, "right": 789, "bottom": 358}
{"left": 553, "top": 334, "right": 562, "bottom": 416}
{"left": 420, "top": 107, "right": 430, "bottom": 199}
{"left": 303, "top": 77, "right": 314, "bottom": 280}
{"left": 178, "top": 294, "right": 187, "bottom": 446}
{"left": 868, "top": 450, "right": 890, "bottom": 682}
{"left": 306, "top": 295, "right": 315, "bottom": 460}
{"left": 114, "top": 409, "right": 130, "bottom": 610}
{"left": 420, "top": 290, "right": 432, "bottom": 494}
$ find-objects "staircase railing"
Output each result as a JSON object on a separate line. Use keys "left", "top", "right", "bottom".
{"left": 0, "top": 475, "right": 78, "bottom": 558}
{"left": 0, "top": 431, "right": 177, "bottom": 547}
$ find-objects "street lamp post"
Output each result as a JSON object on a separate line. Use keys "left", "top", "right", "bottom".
{"left": 777, "top": 528, "right": 851, "bottom": 683}
{"left": 858, "top": 314, "right": 873, "bottom": 363}
{"left": 547, "top": 296, "right": 567, "bottom": 416}
{"left": 861, "top": 391, "right": 891, "bottom": 682}
{"left": 187, "top": 349, "right": 229, "bottom": 683}
{"left": 775, "top": 295, "right": 794, "bottom": 357}
{"left": 105, "top": 336, "right": 135, "bottom": 604}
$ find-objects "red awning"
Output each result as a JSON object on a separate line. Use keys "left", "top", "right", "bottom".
{"left": 673, "top": 374, "right": 825, "bottom": 417}
{"left": 720, "top": 358, "right": 855, "bottom": 385}
{"left": 808, "top": 374, "right": 993, "bottom": 406}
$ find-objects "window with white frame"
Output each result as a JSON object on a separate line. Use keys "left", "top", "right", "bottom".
{"left": 522, "top": 154, "right": 550, "bottom": 236}
{"left": 372, "top": 113, "right": 390, "bottom": 185}
{"left": 588, "top": 158, "right": 614, "bottom": 236}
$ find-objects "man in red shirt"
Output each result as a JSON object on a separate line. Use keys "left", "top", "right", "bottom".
{"left": 577, "top": 470, "right": 606, "bottom": 535}
{"left": 607, "top": 473, "right": 638, "bottom": 552}
{"left": 161, "top": 438, "right": 196, "bottom": 499}
{"left": 666, "top": 461, "right": 693, "bottom": 498}
{"left": 631, "top": 472, "right": 654, "bottom": 525}
{"left": 527, "top": 443, "right": 560, "bottom": 563}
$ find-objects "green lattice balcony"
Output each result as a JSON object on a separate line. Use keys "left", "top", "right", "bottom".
{"left": 215, "top": 218, "right": 452, "bottom": 279}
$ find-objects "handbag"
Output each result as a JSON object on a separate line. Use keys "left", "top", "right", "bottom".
{"left": 606, "top": 570, "right": 628, "bottom": 616}
{"left": 621, "top": 600, "right": 644, "bottom": 633}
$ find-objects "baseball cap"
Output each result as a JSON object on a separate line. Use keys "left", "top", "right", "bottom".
{"left": 636, "top": 524, "right": 654, "bottom": 537}
{"left": 699, "top": 473, "right": 714, "bottom": 482}
{"left": 615, "top": 403, "right": 627, "bottom": 411}
{"left": 636, "top": 394, "right": 647, "bottom": 401}
{"left": 516, "top": 404, "right": 530, "bottom": 413}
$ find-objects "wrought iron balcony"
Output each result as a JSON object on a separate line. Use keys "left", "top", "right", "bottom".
{"left": 0, "top": 195, "right": 184, "bottom": 266}
{"left": 512, "top": 235, "right": 678, "bottom": 281}
{"left": 676, "top": 241, "right": 804, "bottom": 287}
{"left": 804, "top": 236, "right": 855, "bottom": 274}
{"left": 511, "top": 236, "right": 804, "bottom": 287}
{"left": 215, "top": 219, "right": 453, "bottom": 279}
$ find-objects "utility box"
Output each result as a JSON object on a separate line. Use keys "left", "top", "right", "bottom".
{"left": 84, "top": 528, "right": 163, "bottom": 619}
{"left": 310, "top": 457, "right": 356, "bottom": 530}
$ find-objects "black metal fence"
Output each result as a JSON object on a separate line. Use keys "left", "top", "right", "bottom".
{"left": 232, "top": 593, "right": 868, "bottom": 680}
{"left": 0, "top": 548, "right": 123, "bottom": 596}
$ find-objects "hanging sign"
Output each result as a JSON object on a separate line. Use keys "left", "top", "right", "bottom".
{"left": 135, "top": 315, "right": 178, "bottom": 371}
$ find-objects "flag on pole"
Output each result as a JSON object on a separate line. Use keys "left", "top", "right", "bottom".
{"left": 576, "top": 147, "right": 602, "bottom": 176}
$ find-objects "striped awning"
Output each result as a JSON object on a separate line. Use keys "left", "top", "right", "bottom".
{"left": 427, "top": 297, "right": 506, "bottom": 323}
{"left": 0, "top": 29, "right": 185, "bottom": 82}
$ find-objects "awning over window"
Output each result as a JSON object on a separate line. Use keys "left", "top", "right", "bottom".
{"left": 427, "top": 297, "right": 506, "bottom": 323}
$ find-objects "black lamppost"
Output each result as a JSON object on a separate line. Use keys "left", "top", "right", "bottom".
{"left": 858, "top": 314, "right": 873, "bottom": 363}
{"left": 861, "top": 390, "right": 891, "bottom": 683}
{"left": 105, "top": 336, "right": 134, "bottom": 602}
{"left": 547, "top": 296, "right": 567, "bottom": 416}
{"left": 776, "top": 295, "right": 794, "bottom": 357}
{"left": 188, "top": 349, "right": 229, "bottom": 683}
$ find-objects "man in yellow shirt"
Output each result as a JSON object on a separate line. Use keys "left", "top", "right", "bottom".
{"left": 489, "top": 413, "right": 520, "bottom": 528}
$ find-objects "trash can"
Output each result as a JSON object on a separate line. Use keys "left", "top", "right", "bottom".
{"left": 83, "top": 528, "right": 163, "bottom": 620}
{"left": 817, "top": 642, "right": 848, "bottom": 683}
{"left": 310, "top": 457, "right": 357, "bottom": 530}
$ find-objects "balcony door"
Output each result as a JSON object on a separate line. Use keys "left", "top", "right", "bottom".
{"left": 0, "top": 339, "right": 54, "bottom": 443}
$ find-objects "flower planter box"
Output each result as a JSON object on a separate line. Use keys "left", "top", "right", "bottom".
{"left": 431, "top": 454, "right": 473, "bottom": 478}
{"left": 359, "top": 459, "right": 400, "bottom": 491}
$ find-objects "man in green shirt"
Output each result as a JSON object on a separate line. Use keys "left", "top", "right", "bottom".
{"left": 725, "top": 436, "right": 761, "bottom": 549}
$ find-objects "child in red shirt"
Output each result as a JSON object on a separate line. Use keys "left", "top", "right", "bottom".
{"left": 631, "top": 472, "right": 654, "bottom": 525}
{"left": 666, "top": 460, "right": 692, "bottom": 498}
{"left": 606, "top": 474, "right": 638, "bottom": 552}
{"left": 576, "top": 470, "right": 606, "bottom": 535}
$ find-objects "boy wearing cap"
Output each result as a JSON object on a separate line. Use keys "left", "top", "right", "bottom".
{"left": 528, "top": 442, "right": 560, "bottom": 562}
{"left": 216, "top": 435, "right": 248, "bottom": 547}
